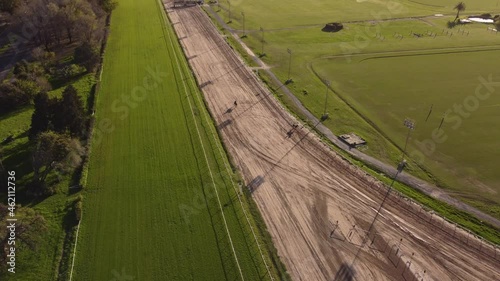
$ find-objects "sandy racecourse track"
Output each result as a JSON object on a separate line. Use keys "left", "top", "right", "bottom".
{"left": 163, "top": 2, "right": 500, "bottom": 281}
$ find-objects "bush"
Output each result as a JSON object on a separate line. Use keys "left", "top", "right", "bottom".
{"left": 57, "top": 64, "right": 86, "bottom": 80}
{"left": 13, "top": 60, "right": 46, "bottom": 81}
{"left": 0, "top": 82, "right": 30, "bottom": 114}
{"left": 99, "top": 0, "right": 118, "bottom": 13}
{"left": 479, "top": 13, "right": 492, "bottom": 19}
{"left": 32, "top": 47, "right": 55, "bottom": 69}
{"left": 74, "top": 199, "right": 83, "bottom": 222}
{"left": 14, "top": 79, "right": 41, "bottom": 99}
{"left": 322, "top": 22, "right": 344, "bottom": 32}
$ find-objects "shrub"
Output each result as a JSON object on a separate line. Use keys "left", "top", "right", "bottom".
{"left": 74, "top": 200, "right": 83, "bottom": 222}
{"left": 479, "top": 13, "right": 492, "bottom": 19}
{"left": 0, "top": 82, "right": 30, "bottom": 114}
{"left": 14, "top": 79, "right": 41, "bottom": 99}
{"left": 13, "top": 60, "right": 46, "bottom": 81}
{"left": 32, "top": 47, "right": 55, "bottom": 69}
{"left": 58, "top": 64, "right": 86, "bottom": 79}
{"left": 99, "top": 0, "right": 118, "bottom": 13}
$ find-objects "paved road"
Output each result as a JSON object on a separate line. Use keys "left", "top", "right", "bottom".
{"left": 205, "top": 5, "right": 500, "bottom": 230}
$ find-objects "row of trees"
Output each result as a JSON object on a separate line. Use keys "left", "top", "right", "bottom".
{"left": 1, "top": 0, "right": 116, "bottom": 15}
{"left": 27, "top": 84, "right": 87, "bottom": 195}
{"left": 2, "top": 0, "right": 116, "bottom": 50}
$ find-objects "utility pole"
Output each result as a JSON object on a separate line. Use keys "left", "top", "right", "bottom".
{"left": 241, "top": 11, "right": 246, "bottom": 37}
{"left": 322, "top": 80, "right": 331, "bottom": 120}
{"left": 351, "top": 159, "right": 407, "bottom": 267}
{"left": 286, "top": 48, "right": 292, "bottom": 83}
{"left": 438, "top": 112, "right": 446, "bottom": 130}
{"left": 425, "top": 104, "right": 433, "bottom": 122}
{"left": 228, "top": 0, "right": 232, "bottom": 23}
{"left": 260, "top": 27, "right": 265, "bottom": 55}
{"left": 369, "top": 160, "right": 407, "bottom": 234}
{"left": 402, "top": 118, "right": 415, "bottom": 161}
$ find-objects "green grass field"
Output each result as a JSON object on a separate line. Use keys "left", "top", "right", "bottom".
{"left": 220, "top": 0, "right": 500, "bottom": 30}
{"left": 211, "top": 0, "right": 500, "bottom": 219}
{"left": 72, "top": 0, "right": 281, "bottom": 280}
{"left": 314, "top": 50, "right": 500, "bottom": 195}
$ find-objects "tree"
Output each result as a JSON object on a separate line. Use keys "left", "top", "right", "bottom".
{"left": 30, "top": 92, "right": 53, "bottom": 140}
{"left": 454, "top": 2, "right": 466, "bottom": 21}
{"left": 30, "top": 85, "right": 86, "bottom": 139}
{"left": 29, "top": 131, "right": 84, "bottom": 196}
{"left": 47, "top": 2, "right": 63, "bottom": 45}
{"left": 32, "top": 131, "right": 72, "bottom": 185}
{"left": 74, "top": 42, "right": 100, "bottom": 72}
{"left": 11, "top": 0, "right": 101, "bottom": 49}
{"left": 60, "top": 0, "right": 97, "bottom": 43}
{"left": 59, "top": 85, "right": 86, "bottom": 137}
{"left": 0, "top": 0, "right": 20, "bottom": 14}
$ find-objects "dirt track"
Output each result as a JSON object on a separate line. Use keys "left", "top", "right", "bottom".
{"left": 165, "top": 3, "right": 500, "bottom": 281}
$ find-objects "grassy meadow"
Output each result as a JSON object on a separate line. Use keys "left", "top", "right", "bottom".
{"left": 218, "top": 0, "right": 500, "bottom": 30}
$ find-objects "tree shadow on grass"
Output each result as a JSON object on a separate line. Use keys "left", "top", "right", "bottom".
{"left": 2, "top": 139, "right": 32, "bottom": 176}
{"left": 0, "top": 106, "right": 32, "bottom": 123}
